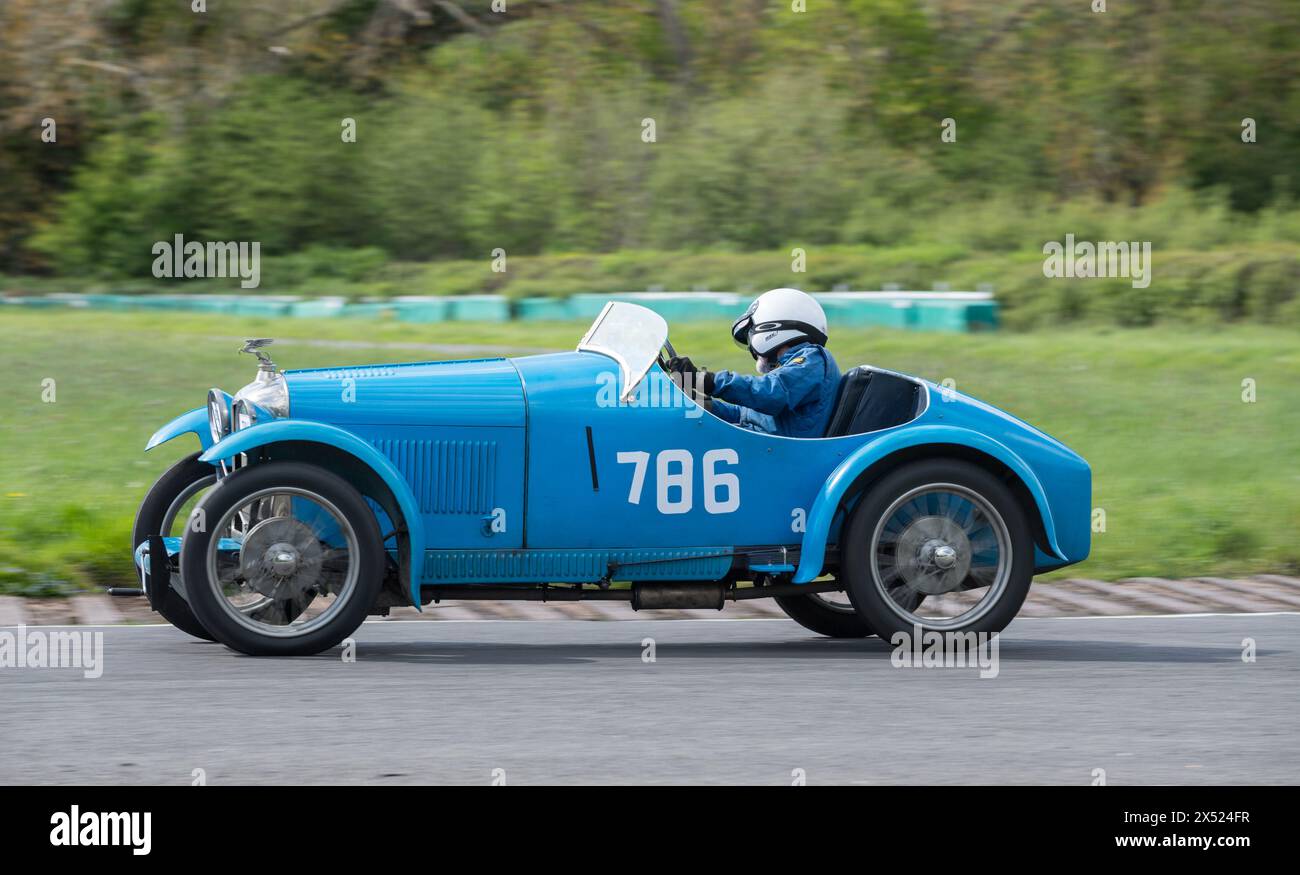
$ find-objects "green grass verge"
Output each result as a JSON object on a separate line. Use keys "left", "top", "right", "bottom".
{"left": 1, "top": 308, "right": 1297, "bottom": 593}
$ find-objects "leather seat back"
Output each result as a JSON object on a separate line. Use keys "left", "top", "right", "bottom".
{"left": 824, "top": 368, "right": 921, "bottom": 437}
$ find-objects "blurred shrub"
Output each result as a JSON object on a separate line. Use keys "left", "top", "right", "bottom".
{"left": 258, "top": 246, "right": 390, "bottom": 289}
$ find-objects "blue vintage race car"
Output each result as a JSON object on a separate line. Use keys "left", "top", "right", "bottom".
{"left": 132, "top": 302, "right": 1091, "bottom": 655}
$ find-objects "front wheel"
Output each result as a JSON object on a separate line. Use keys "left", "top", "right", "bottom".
{"left": 180, "top": 461, "right": 386, "bottom": 656}
{"left": 774, "top": 589, "right": 875, "bottom": 638}
{"left": 842, "top": 459, "right": 1034, "bottom": 639}
{"left": 132, "top": 452, "right": 218, "bottom": 641}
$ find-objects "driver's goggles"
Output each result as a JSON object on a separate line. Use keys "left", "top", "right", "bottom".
{"left": 731, "top": 310, "right": 756, "bottom": 348}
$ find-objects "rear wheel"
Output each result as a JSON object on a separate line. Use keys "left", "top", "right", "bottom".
{"left": 132, "top": 453, "right": 218, "bottom": 641}
{"left": 180, "top": 461, "right": 385, "bottom": 656}
{"left": 843, "top": 459, "right": 1034, "bottom": 638}
{"left": 774, "top": 588, "right": 875, "bottom": 638}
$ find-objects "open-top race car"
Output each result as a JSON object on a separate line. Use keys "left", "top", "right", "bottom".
{"left": 132, "top": 302, "right": 1091, "bottom": 655}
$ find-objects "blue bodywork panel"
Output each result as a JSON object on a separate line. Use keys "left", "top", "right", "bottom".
{"left": 149, "top": 336, "right": 1091, "bottom": 607}
{"left": 285, "top": 358, "right": 525, "bottom": 428}
{"left": 517, "top": 352, "right": 856, "bottom": 550}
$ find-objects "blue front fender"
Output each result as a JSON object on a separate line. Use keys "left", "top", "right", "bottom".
{"left": 793, "top": 424, "right": 1067, "bottom": 584}
{"left": 146, "top": 407, "right": 212, "bottom": 451}
{"left": 198, "top": 419, "right": 425, "bottom": 607}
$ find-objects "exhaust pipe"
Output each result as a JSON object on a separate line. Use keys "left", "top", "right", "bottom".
{"left": 631, "top": 581, "right": 726, "bottom": 611}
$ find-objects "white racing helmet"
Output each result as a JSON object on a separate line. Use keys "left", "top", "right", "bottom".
{"left": 731, "top": 287, "right": 829, "bottom": 359}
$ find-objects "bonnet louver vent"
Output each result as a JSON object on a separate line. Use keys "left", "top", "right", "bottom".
{"left": 373, "top": 439, "right": 497, "bottom": 515}
{"left": 312, "top": 366, "right": 401, "bottom": 381}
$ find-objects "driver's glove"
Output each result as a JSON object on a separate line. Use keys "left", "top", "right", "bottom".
{"left": 667, "top": 357, "right": 715, "bottom": 396}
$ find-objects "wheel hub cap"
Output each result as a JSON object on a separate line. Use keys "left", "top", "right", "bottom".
{"left": 894, "top": 516, "right": 972, "bottom": 595}
{"left": 239, "top": 517, "right": 324, "bottom": 599}
{"left": 267, "top": 543, "right": 300, "bottom": 577}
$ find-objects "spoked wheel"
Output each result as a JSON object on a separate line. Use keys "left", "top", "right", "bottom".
{"left": 180, "top": 461, "right": 385, "bottom": 656}
{"left": 843, "top": 459, "right": 1034, "bottom": 638}
{"left": 774, "top": 587, "right": 876, "bottom": 638}
{"left": 132, "top": 452, "right": 219, "bottom": 641}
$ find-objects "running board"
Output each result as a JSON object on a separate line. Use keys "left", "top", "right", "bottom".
{"left": 419, "top": 580, "right": 843, "bottom": 605}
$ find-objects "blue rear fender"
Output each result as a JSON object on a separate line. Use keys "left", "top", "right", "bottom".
{"left": 198, "top": 419, "right": 426, "bottom": 606}
{"left": 793, "top": 424, "right": 1087, "bottom": 584}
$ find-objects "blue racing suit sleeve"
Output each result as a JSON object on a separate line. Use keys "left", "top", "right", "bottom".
{"left": 710, "top": 349, "right": 826, "bottom": 416}
{"left": 711, "top": 399, "right": 777, "bottom": 433}
{"left": 710, "top": 398, "right": 741, "bottom": 424}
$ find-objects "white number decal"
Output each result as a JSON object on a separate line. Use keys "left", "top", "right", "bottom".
{"left": 657, "top": 449, "right": 693, "bottom": 514}
{"left": 616, "top": 451, "right": 650, "bottom": 504}
{"left": 617, "top": 448, "right": 740, "bottom": 515}
{"left": 702, "top": 448, "right": 740, "bottom": 514}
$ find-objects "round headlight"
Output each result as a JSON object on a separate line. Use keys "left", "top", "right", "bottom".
{"left": 206, "top": 389, "right": 231, "bottom": 443}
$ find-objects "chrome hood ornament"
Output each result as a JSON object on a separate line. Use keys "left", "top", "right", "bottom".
{"left": 240, "top": 338, "right": 279, "bottom": 372}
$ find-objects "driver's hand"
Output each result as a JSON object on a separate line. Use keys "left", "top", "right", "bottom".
{"left": 667, "top": 356, "right": 696, "bottom": 375}
{"left": 668, "top": 357, "right": 715, "bottom": 397}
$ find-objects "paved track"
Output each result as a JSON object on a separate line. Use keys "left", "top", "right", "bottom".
{"left": 14, "top": 575, "right": 1300, "bottom": 626}
{"left": 2, "top": 614, "right": 1296, "bottom": 784}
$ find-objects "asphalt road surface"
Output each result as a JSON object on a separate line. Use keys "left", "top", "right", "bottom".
{"left": 2, "top": 613, "right": 1296, "bottom": 784}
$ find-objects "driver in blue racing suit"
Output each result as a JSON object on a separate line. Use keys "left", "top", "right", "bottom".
{"left": 668, "top": 288, "right": 841, "bottom": 439}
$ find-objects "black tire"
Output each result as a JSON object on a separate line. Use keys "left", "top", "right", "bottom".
{"left": 132, "top": 452, "right": 218, "bottom": 641}
{"left": 180, "top": 461, "right": 385, "bottom": 656}
{"left": 774, "top": 590, "right": 875, "bottom": 638}
{"left": 842, "top": 458, "right": 1034, "bottom": 639}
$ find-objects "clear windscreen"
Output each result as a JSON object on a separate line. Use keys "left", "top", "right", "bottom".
{"left": 577, "top": 302, "right": 669, "bottom": 401}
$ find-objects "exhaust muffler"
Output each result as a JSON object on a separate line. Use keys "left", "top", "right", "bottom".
{"left": 630, "top": 581, "right": 726, "bottom": 611}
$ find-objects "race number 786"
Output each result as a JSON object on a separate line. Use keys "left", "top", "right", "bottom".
{"left": 616, "top": 448, "right": 740, "bottom": 515}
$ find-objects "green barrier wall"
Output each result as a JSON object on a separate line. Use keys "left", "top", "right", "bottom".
{"left": 515, "top": 297, "right": 575, "bottom": 321}
{"left": 3, "top": 291, "right": 998, "bottom": 331}
{"left": 445, "top": 295, "right": 511, "bottom": 322}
